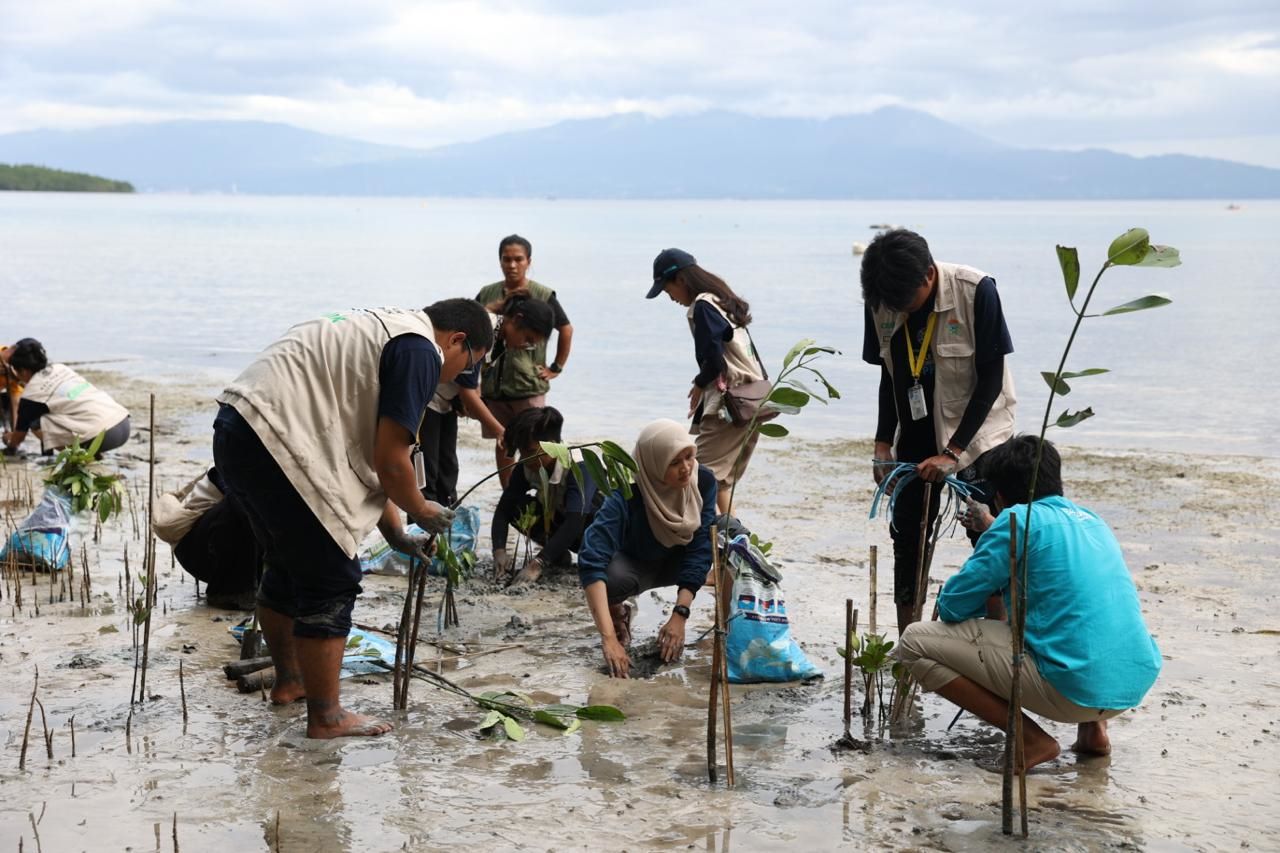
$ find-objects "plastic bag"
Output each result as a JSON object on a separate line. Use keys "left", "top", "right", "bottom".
{"left": 1, "top": 487, "right": 73, "bottom": 572}
{"left": 358, "top": 506, "right": 480, "bottom": 577}
{"left": 722, "top": 532, "right": 820, "bottom": 684}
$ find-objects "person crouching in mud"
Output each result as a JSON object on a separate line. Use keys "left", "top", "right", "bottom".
{"left": 577, "top": 419, "right": 717, "bottom": 678}
{"left": 490, "top": 406, "right": 602, "bottom": 585}
{"left": 895, "top": 436, "right": 1162, "bottom": 769}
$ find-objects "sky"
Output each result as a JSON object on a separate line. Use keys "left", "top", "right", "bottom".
{"left": 2, "top": 0, "right": 1278, "bottom": 166}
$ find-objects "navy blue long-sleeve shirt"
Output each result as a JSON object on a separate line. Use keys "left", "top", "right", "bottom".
{"left": 691, "top": 300, "right": 734, "bottom": 389}
{"left": 577, "top": 465, "right": 717, "bottom": 596}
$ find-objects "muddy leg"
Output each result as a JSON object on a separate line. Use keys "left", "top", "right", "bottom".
{"left": 936, "top": 674, "right": 1060, "bottom": 770}
{"left": 1071, "top": 720, "right": 1111, "bottom": 756}
{"left": 257, "top": 606, "right": 305, "bottom": 705}
{"left": 295, "top": 635, "right": 392, "bottom": 739}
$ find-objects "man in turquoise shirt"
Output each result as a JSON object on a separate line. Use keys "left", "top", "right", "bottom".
{"left": 897, "top": 436, "right": 1162, "bottom": 770}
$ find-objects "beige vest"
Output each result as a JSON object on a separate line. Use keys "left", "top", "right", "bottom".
{"left": 871, "top": 263, "right": 1016, "bottom": 469}
{"left": 218, "top": 308, "right": 440, "bottom": 558}
{"left": 686, "top": 294, "right": 765, "bottom": 416}
{"left": 22, "top": 364, "right": 129, "bottom": 452}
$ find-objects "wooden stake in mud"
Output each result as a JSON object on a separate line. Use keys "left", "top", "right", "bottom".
{"left": 717, "top": 547, "right": 735, "bottom": 787}
{"left": 911, "top": 482, "right": 935, "bottom": 624}
{"left": 172, "top": 812, "right": 179, "bottom": 852}
{"left": 843, "top": 599, "right": 854, "bottom": 738}
{"left": 139, "top": 393, "right": 157, "bottom": 701}
{"left": 1002, "top": 511, "right": 1024, "bottom": 836}
{"left": 392, "top": 559, "right": 417, "bottom": 709}
{"left": 402, "top": 557, "right": 430, "bottom": 709}
{"left": 69, "top": 715, "right": 76, "bottom": 758}
{"left": 19, "top": 667, "right": 38, "bottom": 770}
{"left": 868, "top": 545, "right": 878, "bottom": 635}
{"left": 706, "top": 525, "right": 721, "bottom": 784}
{"left": 179, "top": 660, "right": 189, "bottom": 731}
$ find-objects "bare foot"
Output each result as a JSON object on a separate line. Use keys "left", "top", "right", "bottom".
{"left": 1022, "top": 732, "right": 1062, "bottom": 771}
{"left": 270, "top": 675, "right": 306, "bottom": 705}
{"left": 306, "top": 707, "right": 394, "bottom": 739}
{"left": 1071, "top": 721, "right": 1111, "bottom": 756}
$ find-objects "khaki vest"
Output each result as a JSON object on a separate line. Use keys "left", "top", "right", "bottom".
{"left": 22, "top": 364, "right": 130, "bottom": 452}
{"left": 475, "top": 279, "right": 555, "bottom": 399}
{"left": 218, "top": 308, "right": 440, "bottom": 558}
{"left": 686, "top": 294, "right": 765, "bottom": 416}
{"left": 871, "top": 263, "right": 1016, "bottom": 469}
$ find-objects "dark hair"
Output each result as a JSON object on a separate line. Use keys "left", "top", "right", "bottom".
{"left": 9, "top": 338, "right": 48, "bottom": 374}
{"left": 492, "top": 292, "right": 554, "bottom": 339}
{"left": 498, "top": 234, "right": 532, "bottom": 259}
{"left": 424, "top": 299, "right": 494, "bottom": 351}
{"left": 674, "top": 265, "right": 752, "bottom": 327}
{"left": 503, "top": 406, "right": 564, "bottom": 456}
{"left": 979, "top": 435, "right": 1064, "bottom": 504}
{"left": 860, "top": 229, "right": 935, "bottom": 312}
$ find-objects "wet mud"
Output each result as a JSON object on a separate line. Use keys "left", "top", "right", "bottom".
{"left": 2, "top": 373, "right": 1278, "bottom": 850}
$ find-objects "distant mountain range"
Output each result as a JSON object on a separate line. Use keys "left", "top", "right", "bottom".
{"left": 3, "top": 108, "right": 1276, "bottom": 198}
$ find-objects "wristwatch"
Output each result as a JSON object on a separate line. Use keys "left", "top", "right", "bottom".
{"left": 672, "top": 604, "right": 691, "bottom": 619}
{"left": 548, "top": 362, "right": 563, "bottom": 374}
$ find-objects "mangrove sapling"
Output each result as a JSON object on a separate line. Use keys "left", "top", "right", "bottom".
{"left": 512, "top": 500, "right": 540, "bottom": 578}
{"left": 837, "top": 631, "right": 896, "bottom": 723}
{"left": 999, "top": 228, "right": 1178, "bottom": 837}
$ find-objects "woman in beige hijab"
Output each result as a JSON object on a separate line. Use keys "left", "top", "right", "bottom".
{"left": 577, "top": 420, "right": 717, "bottom": 677}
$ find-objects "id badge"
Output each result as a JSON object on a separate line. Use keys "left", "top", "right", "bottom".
{"left": 412, "top": 446, "right": 427, "bottom": 489}
{"left": 907, "top": 383, "right": 928, "bottom": 421}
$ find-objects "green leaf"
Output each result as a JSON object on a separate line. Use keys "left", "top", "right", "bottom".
{"left": 773, "top": 383, "right": 816, "bottom": 407}
{"left": 598, "top": 440, "right": 637, "bottom": 472}
{"left": 763, "top": 401, "right": 802, "bottom": 416}
{"left": 575, "top": 705, "right": 626, "bottom": 722}
{"left": 782, "top": 338, "right": 816, "bottom": 370}
{"left": 806, "top": 370, "right": 841, "bottom": 400}
{"left": 1040, "top": 372, "right": 1071, "bottom": 395}
{"left": 1135, "top": 244, "right": 1181, "bottom": 268}
{"left": 539, "top": 441, "right": 573, "bottom": 469}
{"left": 501, "top": 715, "right": 526, "bottom": 741}
{"left": 563, "top": 719, "right": 582, "bottom": 736}
{"left": 1055, "top": 245, "right": 1080, "bottom": 301}
{"left": 542, "top": 703, "right": 579, "bottom": 715}
{"left": 1101, "top": 294, "right": 1172, "bottom": 316}
{"left": 801, "top": 346, "right": 839, "bottom": 357}
{"left": 579, "top": 448, "right": 611, "bottom": 495}
{"left": 1107, "top": 227, "right": 1150, "bottom": 266}
{"left": 98, "top": 495, "right": 113, "bottom": 523}
{"left": 1054, "top": 407, "right": 1095, "bottom": 428}
{"left": 756, "top": 423, "right": 790, "bottom": 438}
{"left": 1061, "top": 368, "right": 1109, "bottom": 380}
{"left": 478, "top": 710, "right": 503, "bottom": 731}
{"left": 533, "top": 709, "right": 570, "bottom": 730}
{"left": 86, "top": 430, "right": 105, "bottom": 458}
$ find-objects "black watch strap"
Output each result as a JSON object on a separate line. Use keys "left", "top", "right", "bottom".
{"left": 672, "top": 604, "right": 691, "bottom": 619}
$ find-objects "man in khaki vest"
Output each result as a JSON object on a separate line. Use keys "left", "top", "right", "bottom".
{"left": 475, "top": 234, "right": 574, "bottom": 485}
{"left": 214, "top": 298, "right": 492, "bottom": 739}
{"left": 861, "top": 230, "right": 1017, "bottom": 634}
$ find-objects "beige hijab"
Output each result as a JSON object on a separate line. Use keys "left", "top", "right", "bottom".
{"left": 633, "top": 419, "right": 703, "bottom": 548}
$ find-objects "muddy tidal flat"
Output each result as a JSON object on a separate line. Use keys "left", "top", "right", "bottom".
{"left": 2, "top": 372, "right": 1278, "bottom": 852}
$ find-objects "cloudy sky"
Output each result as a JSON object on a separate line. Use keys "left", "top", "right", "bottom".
{"left": 2, "top": 0, "right": 1278, "bottom": 166}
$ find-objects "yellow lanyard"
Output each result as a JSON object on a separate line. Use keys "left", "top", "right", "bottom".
{"left": 904, "top": 312, "right": 937, "bottom": 382}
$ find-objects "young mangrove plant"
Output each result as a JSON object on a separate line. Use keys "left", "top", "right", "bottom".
{"left": 837, "top": 631, "right": 897, "bottom": 722}
{"left": 42, "top": 431, "right": 125, "bottom": 522}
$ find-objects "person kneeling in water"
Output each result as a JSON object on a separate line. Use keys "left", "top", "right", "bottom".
{"left": 490, "top": 406, "right": 602, "bottom": 585}
{"left": 895, "top": 436, "right": 1162, "bottom": 769}
{"left": 577, "top": 419, "right": 716, "bottom": 678}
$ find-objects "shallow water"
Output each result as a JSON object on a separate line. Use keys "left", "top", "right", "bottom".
{"left": 1, "top": 372, "right": 1278, "bottom": 851}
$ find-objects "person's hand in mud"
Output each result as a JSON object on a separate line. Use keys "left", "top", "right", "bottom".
{"left": 657, "top": 614, "right": 687, "bottom": 663}
{"left": 687, "top": 384, "right": 704, "bottom": 418}
{"left": 872, "top": 440, "right": 895, "bottom": 486}
{"left": 602, "top": 636, "right": 631, "bottom": 678}
{"left": 492, "top": 548, "right": 514, "bottom": 579}
{"left": 384, "top": 527, "right": 435, "bottom": 564}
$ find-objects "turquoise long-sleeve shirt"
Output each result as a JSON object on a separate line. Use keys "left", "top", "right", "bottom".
{"left": 937, "top": 496, "right": 1161, "bottom": 710}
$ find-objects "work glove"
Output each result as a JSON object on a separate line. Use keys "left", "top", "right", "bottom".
{"left": 384, "top": 527, "right": 434, "bottom": 564}
{"left": 413, "top": 501, "right": 456, "bottom": 536}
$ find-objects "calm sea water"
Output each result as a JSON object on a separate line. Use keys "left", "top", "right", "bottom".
{"left": 1, "top": 193, "right": 1275, "bottom": 456}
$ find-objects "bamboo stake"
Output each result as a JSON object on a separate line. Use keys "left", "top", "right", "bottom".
{"left": 179, "top": 661, "right": 189, "bottom": 731}
{"left": 19, "top": 667, "right": 37, "bottom": 770}
{"left": 138, "top": 393, "right": 156, "bottom": 701}
{"left": 401, "top": 557, "right": 429, "bottom": 710}
{"left": 843, "top": 599, "right": 854, "bottom": 738}
{"left": 69, "top": 715, "right": 76, "bottom": 758}
{"left": 706, "top": 524, "right": 721, "bottom": 784}
{"left": 868, "top": 545, "right": 878, "bottom": 635}
{"left": 713, "top": 526, "right": 735, "bottom": 786}
{"left": 392, "top": 559, "right": 416, "bottom": 708}
{"left": 911, "top": 483, "right": 935, "bottom": 624}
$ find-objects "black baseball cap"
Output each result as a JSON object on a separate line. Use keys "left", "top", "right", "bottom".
{"left": 647, "top": 248, "right": 696, "bottom": 298}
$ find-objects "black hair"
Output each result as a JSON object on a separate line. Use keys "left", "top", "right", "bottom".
{"left": 497, "top": 293, "right": 554, "bottom": 339}
{"left": 979, "top": 435, "right": 1064, "bottom": 504}
{"left": 674, "top": 265, "right": 752, "bottom": 327}
{"left": 9, "top": 338, "right": 48, "bottom": 374}
{"left": 860, "top": 229, "right": 935, "bottom": 312}
{"left": 499, "top": 234, "right": 532, "bottom": 259}
{"left": 503, "top": 406, "right": 564, "bottom": 456}
{"left": 424, "top": 298, "right": 494, "bottom": 351}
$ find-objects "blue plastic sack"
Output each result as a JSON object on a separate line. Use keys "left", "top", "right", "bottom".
{"left": 723, "top": 534, "right": 820, "bottom": 684}
{"left": 415, "top": 505, "right": 480, "bottom": 578}
{"left": 359, "top": 506, "right": 481, "bottom": 577}
{"left": 0, "top": 488, "right": 72, "bottom": 572}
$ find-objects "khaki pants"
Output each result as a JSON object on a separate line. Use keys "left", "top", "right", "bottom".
{"left": 896, "top": 619, "right": 1124, "bottom": 724}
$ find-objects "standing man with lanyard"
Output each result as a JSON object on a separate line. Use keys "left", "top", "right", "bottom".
{"left": 475, "top": 234, "right": 574, "bottom": 486}
{"left": 860, "top": 229, "right": 1016, "bottom": 633}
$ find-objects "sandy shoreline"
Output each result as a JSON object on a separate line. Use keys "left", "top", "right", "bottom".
{"left": 1, "top": 370, "right": 1278, "bottom": 851}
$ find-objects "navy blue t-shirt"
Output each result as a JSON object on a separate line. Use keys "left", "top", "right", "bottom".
{"left": 378, "top": 334, "right": 443, "bottom": 440}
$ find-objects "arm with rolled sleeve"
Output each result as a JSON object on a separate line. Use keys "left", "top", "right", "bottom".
{"left": 675, "top": 468, "right": 718, "bottom": 596}
{"left": 578, "top": 490, "right": 628, "bottom": 588}
{"left": 936, "top": 506, "right": 1016, "bottom": 622}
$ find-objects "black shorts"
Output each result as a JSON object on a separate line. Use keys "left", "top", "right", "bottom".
{"left": 212, "top": 404, "right": 362, "bottom": 639}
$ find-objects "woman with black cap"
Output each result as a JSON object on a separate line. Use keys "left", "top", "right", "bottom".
{"left": 646, "top": 248, "right": 765, "bottom": 515}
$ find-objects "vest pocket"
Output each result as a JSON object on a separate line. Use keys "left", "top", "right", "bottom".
{"left": 345, "top": 440, "right": 381, "bottom": 491}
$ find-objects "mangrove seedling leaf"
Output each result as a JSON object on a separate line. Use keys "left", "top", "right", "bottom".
{"left": 756, "top": 423, "right": 790, "bottom": 438}
{"left": 1101, "top": 294, "right": 1172, "bottom": 316}
{"left": 768, "top": 384, "right": 808, "bottom": 407}
{"left": 479, "top": 710, "right": 503, "bottom": 731}
{"left": 97, "top": 495, "right": 113, "bottom": 523}
{"left": 533, "top": 710, "right": 570, "bottom": 730}
{"left": 1106, "top": 227, "right": 1150, "bottom": 266}
{"left": 1040, "top": 372, "right": 1072, "bottom": 396}
{"left": 539, "top": 441, "right": 573, "bottom": 469}
{"left": 1135, "top": 244, "right": 1181, "bottom": 268}
{"left": 563, "top": 719, "right": 582, "bottom": 736}
{"left": 1056, "top": 245, "right": 1081, "bottom": 301}
{"left": 1060, "top": 368, "right": 1110, "bottom": 380}
{"left": 576, "top": 705, "right": 626, "bottom": 722}
{"left": 501, "top": 715, "right": 526, "bottom": 741}
{"left": 578, "top": 448, "right": 611, "bottom": 496}
{"left": 86, "top": 430, "right": 105, "bottom": 459}
{"left": 782, "top": 338, "right": 816, "bottom": 370}
{"left": 598, "top": 440, "right": 638, "bottom": 472}
{"left": 802, "top": 346, "right": 840, "bottom": 358}
{"left": 1054, "top": 407, "right": 1096, "bottom": 428}
{"left": 762, "top": 401, "right": 802, "bottom": 416}
{"left": 542, "top": 704, "right": 579, "bottom": 716}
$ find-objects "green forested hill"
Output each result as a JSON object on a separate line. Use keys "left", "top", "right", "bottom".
{"left": 0, "top": 163, "right": 134, "bottom": 192}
